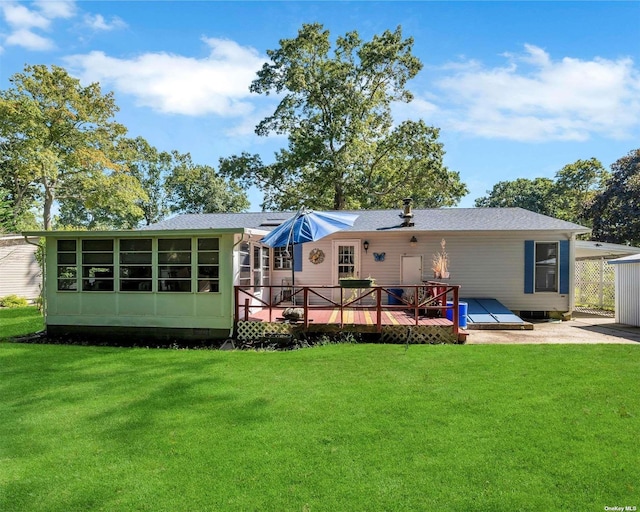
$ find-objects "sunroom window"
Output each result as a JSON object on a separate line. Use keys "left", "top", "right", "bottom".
{"left": 57, "top": 239, "right": 77, "bottom": 291}
{"left": 82, "top": 239, "right": 114, "bottom": 291}
{"left": 197, "top": 238, "right": 220, "bottom": 292}
{"left": 158, "top": 239, "right": 191, "bottom": 292}
{"left": 238, "top": 242, "right": 251, "bottom": 286}
{"left": 253, "top": 246, "right": 270, "bottom": 287}
{"left": 120, "top": 239, "right": 152, "bottom": 291}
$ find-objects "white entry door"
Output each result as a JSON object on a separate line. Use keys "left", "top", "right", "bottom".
{"left": 401, "top": 255, "right": 423, "bottom": 284}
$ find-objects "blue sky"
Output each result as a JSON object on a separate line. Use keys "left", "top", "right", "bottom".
{"left": 1, "top": 1, "right": 639, "bottom": 210}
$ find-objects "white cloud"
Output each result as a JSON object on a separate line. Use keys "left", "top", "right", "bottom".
{"left": 432, "top": 45, "right": 640, "bottom": 141}
{"left": 1, "top": 2, "right": 50, "bottom": 29}
{"left": 5, "top": 27, "right": 54, "bottom": 51}
{"left": 64, "top": 37, "right": 267, "bottom": 117}
{"left": 34, "top": 0, "right": 75, "bottom": 19}
{"left": 84, "top": 13, "right": 127, "bottom": 31}
{"left": 1, "top": 0, "right": 76, "bottom": 51}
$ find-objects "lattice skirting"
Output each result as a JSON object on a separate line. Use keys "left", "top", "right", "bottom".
{"left": 236, "top": 321, "right": 457, "bottom": 344}
{"left": 381, "top": 325, "right": 457, "bottom": 344}
{"left": 236, "top": 321, "right": 292, "bottom": 340}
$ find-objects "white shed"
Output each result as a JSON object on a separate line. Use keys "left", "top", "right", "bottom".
{"left": 608, "top": 253, "right": 640, "bottom": 327}
{"left": 0, "top": 235, "right": 41, "bottom": 300}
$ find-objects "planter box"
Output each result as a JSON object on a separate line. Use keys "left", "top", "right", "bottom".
{"left": 340, "top": 279, "right": 373, "bottom": 288}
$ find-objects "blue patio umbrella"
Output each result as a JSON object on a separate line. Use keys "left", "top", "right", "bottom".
{"left": 260, "top": 208, "right": 359, "bottom": 296}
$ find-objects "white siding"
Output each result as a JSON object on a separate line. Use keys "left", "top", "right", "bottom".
{"left": 0, "top": 239, "right": 41, "bottom": 300}
{"left": 286, "top": 230, "right": 573, "bottom": 313}
{"left": 615, "top": 263, "right": 640, "bottom": 326}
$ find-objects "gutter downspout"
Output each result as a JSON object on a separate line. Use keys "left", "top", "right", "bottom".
{"left": 23, "top": 235, "right": 46, "bottom": 317}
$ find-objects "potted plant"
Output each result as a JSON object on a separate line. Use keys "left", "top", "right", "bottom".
{"left": 432, "top": 239, "right": 450, "bottom": 279}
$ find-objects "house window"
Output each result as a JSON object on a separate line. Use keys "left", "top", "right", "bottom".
{"left": 535, "top": 242, "right": 558, "bottom": 292}
{"left": 158, "top": 239, "right": 191, "bottom": 292}
{"left": 238, "top": 242, "right": 251, "bottom": 286}
{"left": 253, "top": 246, "right": 270, "bottom": 287}
{"left": 337, "top": 245, "right": 356, "bottom": 279}
{"left": 120, "top": 239, "right": 152, "bottom": 291}
{"left": 197, "top": 238, "right": 220, "bottom": 293}
{"left": 57, "top": 239, "right": 77, "bottom": 291}
{"left": 273, "top": 246, "right": 291, "bottom": 270}
{"left": 82, "top": 239, "right": 114, "bottom": 291}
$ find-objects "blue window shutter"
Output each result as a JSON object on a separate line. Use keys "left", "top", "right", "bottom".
{"left": 559, "top": 240, "right": 570, "bottom": 294}
{"left": 524, "top": 240, "right": 534, "bottom": 294}
{"left": 294, "top": 244, "right": 303, "bottom": 272}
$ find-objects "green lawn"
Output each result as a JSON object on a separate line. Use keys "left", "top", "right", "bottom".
{"left": 1, "top": 340, "right": 638, "bottom": 512}
{"left": 0, "top": 306, "right": 44, "bottom": 339}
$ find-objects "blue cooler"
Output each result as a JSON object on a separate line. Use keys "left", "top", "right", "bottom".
{"left": 387, "top": 288, "right": 404, "bottom": 305}
{"left": 446, "top": 301, "right": 468, "bottom": 328}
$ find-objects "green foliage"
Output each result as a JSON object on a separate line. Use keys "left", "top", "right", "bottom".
{"left": 586, "top": 148, "right": 640, "bottom": 245}
{"left": 221, "top": 24, "right": 467, "bottom": 210}
{"left": 0, "top": 64, "right": 144, "bottom": 230}
{"left": 475, "top": 157, "right": 609, "bottom": 226}
{"left": 0, "top": 344, "right": 638, "bottom": 510}
{"left": 0, "top": 294, "right": 29, "bottom": 308}
{"left": 120, "top": 136, "right": 173, "bottom": 226}
{"left": 475, "top": 177, "right": 556, "bottom": 215}
{"left": 166, "top": 152, "right": 249, "bottom": 214}
{"left": 0, "top": 186, "right": 13, "bottom": 233}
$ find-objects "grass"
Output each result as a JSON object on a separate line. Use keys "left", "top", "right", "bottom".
{"left": 0, "top": 339, "right": 638, "bottom": 512}
{"left": 0, "top": 306, "right": 44, "bottom": 339}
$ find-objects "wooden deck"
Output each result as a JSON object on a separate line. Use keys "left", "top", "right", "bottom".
{"left": 244, "top": 306, "right": 453, "bottom": 328}
{"left": 234, "top": 284, "right": 467, "bottom": 343}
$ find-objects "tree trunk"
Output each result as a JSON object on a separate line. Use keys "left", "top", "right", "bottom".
{"left": 43, "top": 182, "right": 55, "bottom": 231}
{"left": 333, "top": 182, "right": 345, "bottom": 210}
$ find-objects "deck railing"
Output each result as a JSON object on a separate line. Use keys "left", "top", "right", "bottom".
{"left": 234, "top": 283, "right": 461, "bottom": 335}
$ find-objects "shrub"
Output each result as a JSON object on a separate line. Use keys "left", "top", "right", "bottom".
{"left": 0, "top": 295, "right": 29, "bottom": 308}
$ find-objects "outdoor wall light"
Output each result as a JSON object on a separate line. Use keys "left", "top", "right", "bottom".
{"left": 409, "top": 236, "right": 418, "bottom": 247}
{"left": 363, "top": 240, "right": 369, "bottom": 253}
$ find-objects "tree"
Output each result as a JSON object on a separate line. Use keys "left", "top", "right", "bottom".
{"left": 0, "top": 133, "right": 39, "bottom": 231}
{"left": 553, "top": 158, "right": 609, "bottom": 224}
{"left": 118, "top": 137, "right": 173, "bottom": 226}
{"left": 220, "top": 24, "right": 467, "bottom": 210}
{"left": 585, "top": 149, "right": 640, "bottom": 245}
{"left": 0, "top": 64, "right": 145, "bottom": 230}
{"left": 474, "top": 158, "right": 609, "bottom": 226}
{"left": 0, "top": 186, "right": 13, "bottom": 233}
{"left": 474, "top": 177, "right": 556, "bottom": 216}
{"left": 165, "top": 152, "right": 249, "bottom": 214}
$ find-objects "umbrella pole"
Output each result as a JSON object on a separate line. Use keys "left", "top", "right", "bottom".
{"left": 287, "top": 209, "right": 302, "bottom": 306}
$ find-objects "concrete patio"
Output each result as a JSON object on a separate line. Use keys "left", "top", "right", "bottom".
{"left": 467, "top": 312, "right": 640, "bottom": 344}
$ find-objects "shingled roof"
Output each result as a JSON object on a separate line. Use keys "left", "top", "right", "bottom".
{"left": 142, "top": 208, "right": 590, "bottom": 234}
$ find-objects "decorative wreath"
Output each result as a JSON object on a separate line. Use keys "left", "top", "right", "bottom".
{"left": 309, "top": 248, "right": 325, "bottom": 264}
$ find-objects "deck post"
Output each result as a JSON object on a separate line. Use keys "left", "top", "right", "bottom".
{"left": 268, "top": 285, "right": 273, "bottom": 323}
{"left": 244, "top": 298, "right": 250, "bottom": 321}
{"left": 414, "top": 285, "right": 420, "bottom": 325}
{"left": 376, "top": 287, "right": 382, "bottom": 332}
{"left": 303, "top": 287, "right": 309, "bottom": 329}
{"left": 234, "top": 286, "right": 238, "bottom": 322}
{"left": 452, "top": 286, "right": 459, "bottom": 337}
